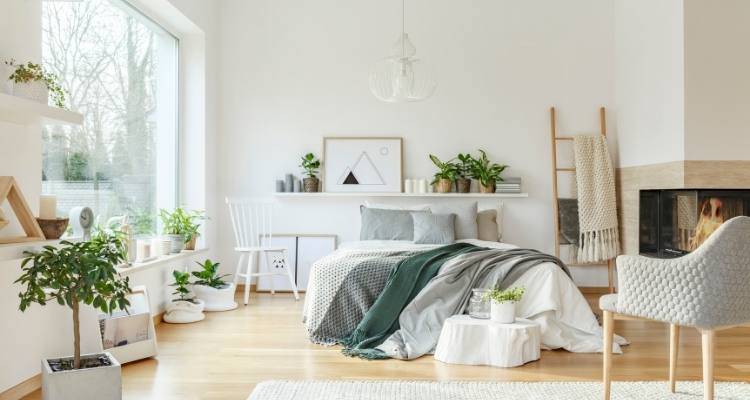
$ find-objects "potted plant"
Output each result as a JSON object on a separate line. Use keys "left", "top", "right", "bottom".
{"left": 300, "top": 153, "right": 321, "bottom": 192}
{"left": 4, "top": 59, "right": 67, "bottom": 108}
{"left": 455, "top": 153, "right": 474, "bottom": 193}
{"left": 164, "top": 270, "right": 205, "bottom": 324}
{"left": 191, "top": 259, "right": 237, "bottom": 311}
{"left": 159, "top": 207, "right": 206, "bottom": 253}
{"left": 429, "top": 154, "right": 457, "bottom": 193}
{"left": 16, "top": 231, "right": 131, "bottom": 400}
{"left": 470, "top": 149, "right": 508, "bottom": 193}
{"left": 485, "top": 286, "right": 525, "bottom": 324}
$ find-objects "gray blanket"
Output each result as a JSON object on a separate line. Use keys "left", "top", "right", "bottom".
{"left": 377, "top": 248, "right": 570, "bottom": 359}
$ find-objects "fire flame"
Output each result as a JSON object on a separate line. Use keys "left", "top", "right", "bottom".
{"left": 688, "top": 198, "right": 725, "bottom": 251}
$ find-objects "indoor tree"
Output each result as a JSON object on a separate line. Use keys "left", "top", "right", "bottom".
{"left": 16, "top": 230, "right": 131, "bottom": 369}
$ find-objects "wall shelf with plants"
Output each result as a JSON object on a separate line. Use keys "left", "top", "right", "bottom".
{"left": 0, "top": 92, "right": 83, "bottom": 126}
{"left": 274, "top": 192, "right": 528, "bottom": 198}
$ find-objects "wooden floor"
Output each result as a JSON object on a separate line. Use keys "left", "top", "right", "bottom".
{"left": 23, "top": 292, "right": 750, "bottom": 400}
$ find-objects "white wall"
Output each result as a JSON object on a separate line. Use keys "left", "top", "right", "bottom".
{"left": 0, "top": 0, "right": 219, "bottom": 393}
{"left": 684, "top": 0, "right": 750, "bottom": 161}
{"left": 614, "top": 0, "right": 684, "bottom": 168}
{"left": 217, "top": 0, "right": 616, "bottom": 286}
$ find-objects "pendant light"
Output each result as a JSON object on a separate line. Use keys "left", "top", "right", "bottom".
{"left": 369, "top": 0, "right": 437, "bottom": 103}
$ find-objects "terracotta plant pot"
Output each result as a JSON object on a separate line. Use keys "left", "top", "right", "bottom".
{"left": 185, "top": 236, "right": 197, "bottom": 251}
{"left": 435, "top": 179, "right": 453, "bottom": 193}
{"left": 36, "top": 218, "right": 69, "bottom": 240}
{"left": 479, "top": 180, "right": 496, "bottom": 194}
{"left": 456, "top": 178, "right": 472, "bottom": 193}
{"left": 303, "top": 177, "right": 319, "bottom": 193}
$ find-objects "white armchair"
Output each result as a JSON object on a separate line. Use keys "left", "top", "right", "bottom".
{"left": 600, "top": 216, "right": 750, "bottom": 400}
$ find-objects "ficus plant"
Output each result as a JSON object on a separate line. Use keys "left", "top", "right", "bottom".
{"left": 16, "top": 230, "right": 131, "bottom": 370}
{"left": 299, "top": 153, "right": 321, "bottom": 179}
{"left": 429, "top": 154, "right": 458, "bottom": 185}
{"left": 5, "top": 59, "right": 67, "bottom": 109}
{"left": 159, "top": 207, "right": 207, "bottom": 242}
{"left": 170, "top": 270, "right": 195, "bottom": 303}
{"left": 191, "top": 259, "right": 230, "bottom": 289}
{"left": 469, "top": 149, "right": 508, "bottom": 187}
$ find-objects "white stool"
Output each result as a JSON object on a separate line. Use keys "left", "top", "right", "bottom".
{"left": 226, "top": 199, "right": 300, "bottom": 305}
{"left": 434, "top": 315, "right": 541, "bottom": 368}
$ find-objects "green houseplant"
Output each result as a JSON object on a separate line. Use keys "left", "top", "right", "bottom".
{"left": 191, "top": 259, "right": 237, "bottom": 312}
{"left": 470, "top": 149, "right": 508, "bottom": 193}
{"left": 455, "top": 153, "right": 474, "bottom": 193}
{"left": 485, "top": 286, "right": 525, "bottom": 323}
{"left": 159, "top": 207, "right": 207, "bottom": 252}
{"left": 300, "top": 152, "right": 321, "bottom": 192}
{"left": 5, "top": 59, "right": 67, "bottom": 108}
{"left": 429, "top": 154, "right": 458, "bottom": 193}
{"left": 163, "top": 270, "right": 205, "bottom": 324}
{"left": 16, "top": 231, "right": 130, "bottom": 399}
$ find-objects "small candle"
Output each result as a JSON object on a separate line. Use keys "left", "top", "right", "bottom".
{"left": 417, "top": 179, "right": 428, "bottom": 194}
{"left": 404, "top": 179, "right": 414, "bottom": 193}
{"left": 39, "top": 194, "right": 57, "bottom": 219}
{"left": 136, "top": 240, "right": 151, "bottom": 262}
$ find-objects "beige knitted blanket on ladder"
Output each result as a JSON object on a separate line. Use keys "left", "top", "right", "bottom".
{"left": 574, "top": 135, "right": 620, "bottom": 263}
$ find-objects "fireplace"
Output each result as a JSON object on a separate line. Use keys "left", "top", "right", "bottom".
{"left": 639, "top": 189, "right": 750, "bottom": 258}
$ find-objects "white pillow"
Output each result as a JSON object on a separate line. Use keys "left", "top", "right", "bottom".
{"left": 363, "top": 201, "right": 431, "bottom": 211}
{"left": 431, "top": 201, "right": 478, "bottom": 240}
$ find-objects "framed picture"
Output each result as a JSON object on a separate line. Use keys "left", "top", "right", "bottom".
{"left": 322, "top": 137, "right": 403, "bottom": 193}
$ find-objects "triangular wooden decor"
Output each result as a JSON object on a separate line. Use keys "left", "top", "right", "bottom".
{"left": 0, "top": 176, "right": 45, "bottom": 244}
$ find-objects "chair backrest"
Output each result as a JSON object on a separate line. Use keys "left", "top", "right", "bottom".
{"left": 226, "top": 198, "right": 274, "bottom": 248}
{"left": 688, "top": 215, "right": 750, "bottom": 326}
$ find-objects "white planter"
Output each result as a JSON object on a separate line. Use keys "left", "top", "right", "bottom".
{"left": 42, "top": 352, "right": 121, "bottom": 400}
{"left": 163, "top": 299, "right": 205, "bottom": 323}
{"left": 193, "top": 283, "right": 238, "bottom": 312}
{"left": 490, "top": 301, "right": 516, "bottom": 324}
{"left": 166, "top": 234, "right": 185, "bottom": 253}
{"left": 12, "top": 81, "right": 48, "bottom": 104}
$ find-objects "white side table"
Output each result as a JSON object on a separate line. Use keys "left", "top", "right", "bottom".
{"left": 434, "top": 315, "right": 541, "bottom": 368}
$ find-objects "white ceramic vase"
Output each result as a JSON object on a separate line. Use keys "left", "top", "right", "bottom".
{"left": 12, "top": 81, "right": 48, "bottom": 104}
{"left": 163, "top": 299, "right": 205, "bottom": 324}
{"left": 490, "top": 300, "right": 516, "bottom": 324}
{"left": 193, "top": 283, "right": 238, "bottom": 312}
{"left": 166, "top": 234, "right": 185, "bottom": 253}
{"left": 42, "top": 352, "right": 121, "bottom": 400}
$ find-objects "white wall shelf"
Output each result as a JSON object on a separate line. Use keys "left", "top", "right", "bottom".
{"left": 274, "top": 192, "right": 528, "bottom": 198}
{"left": 0, "top": 93, "right": 84, "bottom": 126}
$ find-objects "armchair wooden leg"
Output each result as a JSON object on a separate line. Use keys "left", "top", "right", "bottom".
{"left": 603, "top": 310, "right": 614, "bottom": 400}
{"left": 669, "top": 324, "right": 680, "bottom": 393}
{"left": 701, "top": 329, "right": 715, "bottom": 400}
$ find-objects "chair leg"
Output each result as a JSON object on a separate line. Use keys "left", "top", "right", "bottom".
{"left": 233, "top": 252, "right": 246, "bottom": 287}
{"left": 669, "top": 324, "right": 680, "bottom": 393}
{"left": 281, "top": 249, "right": 300, "bottom": 301}
{"left": 263, "top": 250, "right": 276, "bottom": 295}
{"left": 701, "top": 329, "right": 715, "bottom": 400}
{"left": 243, "top": 251, "right": 255, "bottom": 306}
{"left": 602, "top": 310, "right": 614, "bottom": 400}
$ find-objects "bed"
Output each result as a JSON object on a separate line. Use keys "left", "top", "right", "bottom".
{"left": 303, "top": 238, "right": 627, "bottom": 355}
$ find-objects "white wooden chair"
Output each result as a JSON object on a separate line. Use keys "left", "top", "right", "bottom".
{"left": 226, "top": 198, "right": 299, "bottom": 305}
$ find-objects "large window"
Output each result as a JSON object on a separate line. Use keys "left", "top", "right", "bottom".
{"left": 42, "top": 0, "right": 178, "bottom": 234}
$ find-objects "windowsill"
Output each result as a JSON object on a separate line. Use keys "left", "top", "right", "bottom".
{"left": 116, "top": 248, "right": 209, "bottom": 276}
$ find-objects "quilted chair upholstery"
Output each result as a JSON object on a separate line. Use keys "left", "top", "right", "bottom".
{"left": 601, "top": 216, "right": 750, "bottom": 400}
{"left": 601, "top": 216, "right": 750, "bottom": 329}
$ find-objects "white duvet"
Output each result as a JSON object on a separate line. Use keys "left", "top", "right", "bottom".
{"left": 304, "top": 239, "right": 627, "bottom": 353}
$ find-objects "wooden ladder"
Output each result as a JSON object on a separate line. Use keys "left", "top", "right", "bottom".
{"left": 549, "top": 107, "right": 616, "bottom": 293}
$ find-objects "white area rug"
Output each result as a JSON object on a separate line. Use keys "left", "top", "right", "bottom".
{"left": 248, "top": 380, "right": 750, "bottom": 400}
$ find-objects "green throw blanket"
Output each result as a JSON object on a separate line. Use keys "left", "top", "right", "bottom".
{"left": 340, "top": 242, "right": 482, "bottom": 359}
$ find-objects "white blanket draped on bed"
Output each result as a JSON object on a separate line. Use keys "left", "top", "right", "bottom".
{"left": 303, "top": 239, "right": 627, "bottom": 354}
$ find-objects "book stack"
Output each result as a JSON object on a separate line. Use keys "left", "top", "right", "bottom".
{"left": 496, "top": 177, "right": 522, "bottom": 193}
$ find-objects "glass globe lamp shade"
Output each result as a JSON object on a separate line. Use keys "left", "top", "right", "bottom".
{"left": 369, "top": 56, "right": 437, "bottom": 103}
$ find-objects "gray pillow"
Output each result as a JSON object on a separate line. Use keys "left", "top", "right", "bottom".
{"left": 430, "top": 201, "right": 478, "bottom": 240}
{"left": 411, "top": 212, "right": 456, "bottom": 244}
{"left": 360, "top": 206, "right": 425, "bottom": 240}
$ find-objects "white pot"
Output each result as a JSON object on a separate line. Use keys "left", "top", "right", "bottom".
{"left": 163, "top": 299, "right": 205, "bottom": 324}
{"left": 12, "top": 81, "right": 48, "bottom": 104}
{"left": 42, "top": 352, "right": 121, "bottom": 400}
{"left": 193, "top": 283, "right": 237, "bottom": 312}
{"left": 490, "top": 301, "right": 516, "bottom": 324}
{"left": 166, "top": 234, "right": 185, "bottom": 253}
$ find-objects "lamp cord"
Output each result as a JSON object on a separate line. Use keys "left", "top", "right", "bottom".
{"left": 401, "top": 0, "right": 405, "bottom": 58}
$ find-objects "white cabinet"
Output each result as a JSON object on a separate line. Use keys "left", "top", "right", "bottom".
{"left": 258, "top": 234, "right": 336, "bottom": 292}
